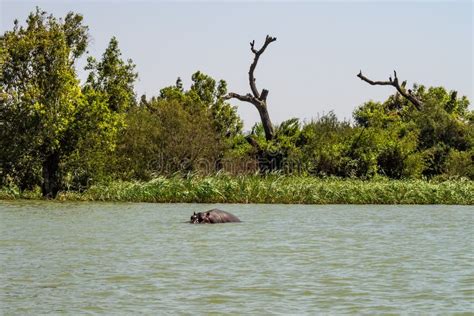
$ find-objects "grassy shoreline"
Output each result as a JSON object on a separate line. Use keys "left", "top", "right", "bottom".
{"left": 1, "top": 176, "right": 473, "bottom": 205}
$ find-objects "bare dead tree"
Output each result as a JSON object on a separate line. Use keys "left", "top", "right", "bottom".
{"left": 357, "top": 70, "right": 422, "bottom": 110}
{"left": 224, "top": 35, "right": 277, "bottom": 141}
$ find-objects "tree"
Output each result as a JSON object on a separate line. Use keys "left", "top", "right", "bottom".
{"left": 300, "top": 112, "right": 353, "bottom": 176}
{"left": 85, "top": 36, "right": 138, "bottom": 112}
{"left": 0, "top": 8, "right": 123, "bottom": 196}
{"left": 159, "top": 71, "right": 244, "bottom": 149}
{"left": 224, "top": 35, "right": 277, "bottom": 142}
{"left": 115, "top": 71, "right": 245, "bottom": 178}
{"left": 62, "top": 87, "right": 125, "bottom": 190}
{"left": 223, "top": 35, "right": 298, "bottom": 172}
{"left": 114, "top": 99, "right": 222, "bottom": 179}
{"left": 353, "top": 80, "right": 472, "bottom": 178}
{"left": 191, "top": 72, "right": 243, "bottom": 141}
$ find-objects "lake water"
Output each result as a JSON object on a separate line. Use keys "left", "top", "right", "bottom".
{"left": 0, "top": 202, "right": 473, "bottom": 314}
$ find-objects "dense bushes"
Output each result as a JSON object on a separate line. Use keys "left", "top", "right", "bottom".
{"left": 113, "top": 99, "right": 223, "bottom": 179}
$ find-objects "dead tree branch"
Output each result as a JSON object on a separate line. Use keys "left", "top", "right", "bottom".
{"left": 224, "top": 35, "right": 277, "bottom": 141}
{"left": 357, "top": 70, "right": 422, "bottom": 110}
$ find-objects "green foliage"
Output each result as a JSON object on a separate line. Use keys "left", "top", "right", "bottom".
{"left": 442, "top": 149, "right": 474, "bottom": 179}
{"left": 151, "top": 71, "right": 249, "bottom": 174}
{"left": 300, "top": 112, "right": 353, "bottom": 176}
{"left": 353, "top": 100, "right": 399, "bottom": 128}
{"left": 159, "top": 71, "right": 243, "bottom": 141}
{"left": 114, "top": 99, "right": 222, "bottom": 179}
{"left": 247, "top": 117, "right": 303, "bottom": 172}
{"left": 341, "top": 127, "right": 381, "bottom": 178}
{"left": 0, "top": 8, "right": 124, "bottom": 196}
{"left": 1, "top": 8, "right": 87, "bottom": 195}
{"left": 62, "top": 87, "right": 125, "bottom": 190}
{"left": 85, "top": 36, "right": 138, "bottom": 112}
{"left": 352, "top": 84, "right": 472, "bottom": 179}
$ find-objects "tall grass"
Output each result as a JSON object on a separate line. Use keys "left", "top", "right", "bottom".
{"left": 2, "top": 175, "right": 471, "bottom": 204}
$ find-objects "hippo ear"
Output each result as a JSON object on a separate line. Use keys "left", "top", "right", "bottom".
{"left": 193, "top": 212, "right": 196, "bottom": 215}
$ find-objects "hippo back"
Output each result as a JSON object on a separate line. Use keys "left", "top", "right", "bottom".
{"left": 206, "top": 209, "right": 241, "bottom": 223}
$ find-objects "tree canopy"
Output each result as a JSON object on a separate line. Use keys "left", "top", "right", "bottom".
{"left": 0, "top": 8, "right": 135, "bottom": 196}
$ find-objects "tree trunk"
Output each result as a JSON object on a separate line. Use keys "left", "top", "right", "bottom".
{"left": 224, "top": 35, "right": 277, "bottom": 141}
{"left": 257, "top": 102, "right": 274, "bottom": 142}
{"left": 41, "top": 152, "right": 60, "bottom": 198}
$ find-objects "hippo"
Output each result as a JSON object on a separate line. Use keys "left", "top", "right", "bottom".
{"left": 190, "top": 209, "right": 241, "bottom": 224}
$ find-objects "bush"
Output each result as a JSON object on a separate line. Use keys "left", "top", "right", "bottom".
{"left": 114, "top": 99, "right": 223, "bottom": 179}
{"left": 443, "top": 149, "right": 474, "bottom": 179}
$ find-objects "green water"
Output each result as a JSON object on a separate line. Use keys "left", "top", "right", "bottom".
{"left": 1, "top": 202, "right": 473, "bottom": 314}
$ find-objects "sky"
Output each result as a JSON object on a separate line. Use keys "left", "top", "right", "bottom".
{"left": 2, "top": 0, "right": 473, "bottom": 130}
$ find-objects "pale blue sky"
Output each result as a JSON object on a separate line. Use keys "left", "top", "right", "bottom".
{"left": 2, "top": 1, "right": 473, "bottom": 129}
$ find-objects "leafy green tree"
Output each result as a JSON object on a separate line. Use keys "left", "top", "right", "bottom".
{"left": 85, "top": 36, "right": 138, "bottom": 112}
{"left": 396, "top": 86, "right": 471, "bottom": 178}
{"left": 114, "top": 99, "right": 222, "bottom": 179}
{"left": 157, "top": 71, "right": 246, "bottom": 172}
{"left": 443, "top": 149, "right": 474, "bottom": 179}
{"left": 353, "top": 84, "right": 472, "bottom": 178}
{"left": 115, "top": 71, "right": 247, "bottom": 178}
{"left": 0, "top": 8, "right": 123, "bottom": 196}
{"left": 62, "top": 87, "right": 125, "bottom": 190}
{"left": 160, "top": 71, "right": 243, "bottom": 141}
{"left": 300, "top": 112, "right": 353, "bottom": 176}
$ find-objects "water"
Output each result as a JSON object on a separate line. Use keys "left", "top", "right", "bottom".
{"left": 1, "top": 202, "right": 473, "bottom": 314}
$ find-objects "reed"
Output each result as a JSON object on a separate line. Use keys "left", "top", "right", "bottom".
{"left": 1, "top": 175, "right": 472, "bottom": 204}
{"left": 2, "top": 175, "right": 470, "bottom": 204}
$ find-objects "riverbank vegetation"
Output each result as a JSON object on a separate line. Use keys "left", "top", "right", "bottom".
{"left": 1, "top": 8, "right": 473, "bottom": 203}
{"left": 1, "top": 175, "right": 472, "bottom": 205}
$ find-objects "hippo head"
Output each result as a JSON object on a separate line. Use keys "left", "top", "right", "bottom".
{"left": 190, "top": 212, "right": 199, "bottom": 224}
{"left": 190, "top": 211, "right": 211, "bottom": 224}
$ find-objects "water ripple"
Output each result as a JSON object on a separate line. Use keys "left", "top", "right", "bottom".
{"left": 0, "top": 202, "right": 473, "bottom": 314}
